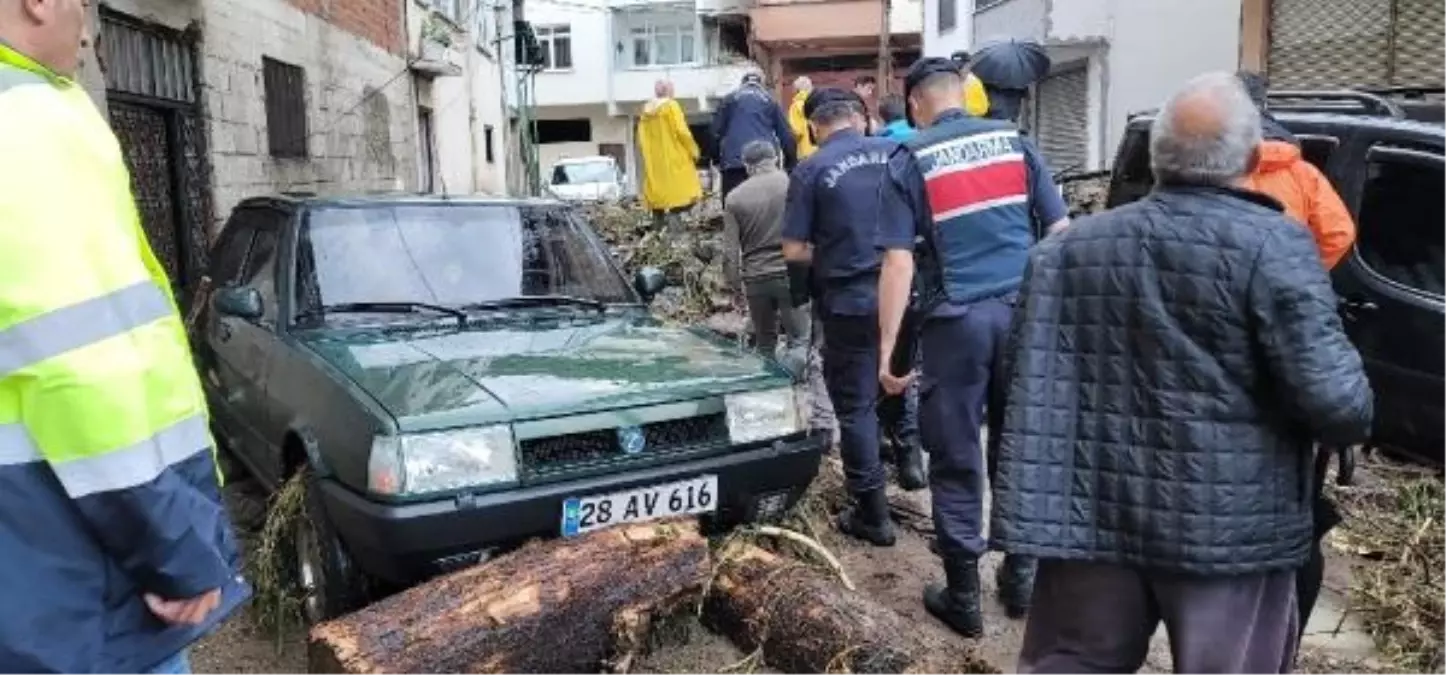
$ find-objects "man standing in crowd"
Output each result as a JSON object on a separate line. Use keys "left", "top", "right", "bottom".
{"left": 637, "top": 79, "right": 703, "bottom": 231}
{"left": 0, "top": 0, "right": 250, "bottom": 672}
{"left": 989, "top": 72, "right": 1373, "bottom": 673}
{"left": 877, "top": 95, "right": 915, "bottom": 141}
{"left": 1236, "top": 68, "right": 1360, "bottom": 643}
{"left": 712, "top": 71, "right": 797, "bottom": 202}
{"left": 723, "top": 140, "right": 807, "bottom": 361}
{"left": 853, "top": 75, "right": 883, "bottom": 134}
{"left": 788, "top": 75, "right": 817, "bottom": 160}
{"left": 876, "top": 58, "right": 1068, "bottom": 637}
{"left": 948, "top": 51, "right": 991, "bottom": 117}
{"left": 783, "top": 88, "right": 903, "bottom": 546}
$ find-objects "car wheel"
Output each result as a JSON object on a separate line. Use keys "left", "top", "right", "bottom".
{"left": 291, "top": 470, "right": 371, "bottom": 624}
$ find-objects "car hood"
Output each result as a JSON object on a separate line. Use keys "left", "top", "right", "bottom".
{"left": 299, "top": 314, "right": 782, "bottom": 431}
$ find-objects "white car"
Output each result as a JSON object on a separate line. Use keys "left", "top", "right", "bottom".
{"left": 546, "top": 156, "right": 625, "bottom": 203}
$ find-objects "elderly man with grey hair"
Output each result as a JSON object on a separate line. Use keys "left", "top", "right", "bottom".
{"left": 988, "top": 71, "right": 1373, "bottom": 674}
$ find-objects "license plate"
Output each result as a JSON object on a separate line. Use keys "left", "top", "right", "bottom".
{"left": 560, "top": 475, "right": 718, "bottom": 537}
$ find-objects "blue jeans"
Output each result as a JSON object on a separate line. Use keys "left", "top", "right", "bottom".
{"left": 145, "top": 651, "right": 191, "bottom": 674}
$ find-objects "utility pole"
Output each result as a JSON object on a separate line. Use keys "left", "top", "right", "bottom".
{"left": 875, "top": 0, "right": 891, "bottom": 94}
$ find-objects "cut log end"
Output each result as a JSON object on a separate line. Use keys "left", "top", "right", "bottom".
{"left": 308, "top": 520, "right": 709, "bottom": 674}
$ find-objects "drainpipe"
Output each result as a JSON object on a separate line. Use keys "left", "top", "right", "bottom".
{"left": 467, "top": 26, "right": 481, "bottom": 192}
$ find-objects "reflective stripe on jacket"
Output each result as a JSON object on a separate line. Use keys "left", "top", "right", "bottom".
{"left": 0, "top": 44, "right": 249, "bottom": 673}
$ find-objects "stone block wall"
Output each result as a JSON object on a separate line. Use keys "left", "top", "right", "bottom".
{"left": 200, "top": 0, "right": 418, "bottom": 229}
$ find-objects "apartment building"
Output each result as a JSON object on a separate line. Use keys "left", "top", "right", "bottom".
{"left": 521, "top": 0, "right": 755, "bottom": 190}
{"left": 924, "top": 0, "right": 1443, "bottom": 173}
{"left": 523, "top": 0, "right": 923, "bottom": 191}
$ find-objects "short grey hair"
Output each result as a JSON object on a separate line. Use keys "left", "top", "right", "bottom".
{"left": 808, "top": 99, "right": 863, "bottom": 127}
{"left": 741, "top": 140, "right": 778, "bottom": 172}
{"left": 1150, "top": 72, "right": 1263, "bottom": 187}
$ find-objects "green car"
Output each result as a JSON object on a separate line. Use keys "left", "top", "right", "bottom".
{"left": 194, "top": 195, "right": 825, "bottom": 622}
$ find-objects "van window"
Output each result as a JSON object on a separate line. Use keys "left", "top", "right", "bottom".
{"left": 1297, "top": 136, "right": 1339, "bottom": 172}
{"left": 1355, "top": 149, "right": 1444, "bottom": 297}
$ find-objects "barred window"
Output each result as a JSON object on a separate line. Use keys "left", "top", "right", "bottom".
{"left": 263, "top": 57, "right": 308, "bottom": 158}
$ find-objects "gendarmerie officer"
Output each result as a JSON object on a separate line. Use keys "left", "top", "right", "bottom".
{"left": 876, "top": 58, "right": 1069, "bottom": 636}
{"left": 781, "top": 88, "right": 920, "bottom": 545}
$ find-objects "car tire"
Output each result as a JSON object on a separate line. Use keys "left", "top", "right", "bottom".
{"left": 290, "top": 469, "right": 372, "bottom": 625}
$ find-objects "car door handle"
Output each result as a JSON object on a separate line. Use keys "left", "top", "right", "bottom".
{"left": 1338, "top": 298, "right": 1378, "bottom": 321}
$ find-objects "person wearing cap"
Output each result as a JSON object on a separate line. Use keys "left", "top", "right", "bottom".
{"left": 711, "top": 72, "right": 798, "bottom": 203}
{"left": 875, "top": 57, "right": 1069, "bottom": 637}
{"left": 782, "top": 88, "right": 925, "bottom": 548}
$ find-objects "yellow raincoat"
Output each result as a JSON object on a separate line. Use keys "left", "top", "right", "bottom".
{"left": 788, "top": 90, "right": 816, "bottom": 159}
{"left": 637, "top": 97, "right": 703, "bottom": 211}
{"left": 963, "top": 72, "right": 989, "bottom": 117}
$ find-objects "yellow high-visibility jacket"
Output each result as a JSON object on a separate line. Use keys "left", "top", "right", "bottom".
{"left": 637, "top": 96, "right": 704, "bottom": 211}
{"left": 963, "top": 72, "right": 990, "bottom": 117}
{"left": 0, "top": 43, "right": 248, "bottom": 673}
{"left": 787, "top": 90, "right": 816, "bottom": 159}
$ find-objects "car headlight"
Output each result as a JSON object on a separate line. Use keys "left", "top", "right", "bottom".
{"left": 368, "top": 425, "right": 518, "bottom": 496}
{"left": 725, "top": 387, "right": 801, "bottom": 444}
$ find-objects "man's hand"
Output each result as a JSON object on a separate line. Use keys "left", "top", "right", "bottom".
{"left": 145, "top": 589, "right": 222, "bottom": 626}
{"left": 880, "top": 368, "right": 916, "bottom": 396}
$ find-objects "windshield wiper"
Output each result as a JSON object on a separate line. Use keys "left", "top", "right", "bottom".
{"left": 459, "top": 295, "right": 608, "bottom": 312}
{"left": 298, "top": 302, "right": 468, "bottom": 325}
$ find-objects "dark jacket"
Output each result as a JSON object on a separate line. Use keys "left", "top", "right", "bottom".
{"left": 722, "top": 169, "right": 789, "bottom": 285}
{"left": 711, "top": 84, "right": 797, "bottom": 171}
{"left": 988, "top": 185, "right": 1373, "bottom": 576}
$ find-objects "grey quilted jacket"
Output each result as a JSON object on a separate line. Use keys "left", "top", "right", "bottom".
{"left": 988, "top": 185, "right": 1373, "bottom": 575}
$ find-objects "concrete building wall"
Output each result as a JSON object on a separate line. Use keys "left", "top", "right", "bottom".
{"left": 528, "top": 0, "right": 613, "bottom": 106}
{"left": 200, "top": 0, "right": 419, "bottom": 224}
{"left": 85, "top": 0, "right": 420, "bottom": 229}
{"left": 922, "top": 0, "right": 972, "bottom": 57}
{"left": 1101, "top": 0, "right": 1241, "bottom": 157}
{"left": 972, "top": 0, "right": 1046, "bottom": 42}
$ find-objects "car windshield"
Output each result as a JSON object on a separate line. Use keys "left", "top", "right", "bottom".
{"left": 551, "top": 161, "right": 615, "bottom": 185}
{"left": 294, "top": 204, "right": 635, "bottom": 321}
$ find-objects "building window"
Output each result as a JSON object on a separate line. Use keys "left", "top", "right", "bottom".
{"left": 975, "top": 0, "right": 1010, "bottom": 11}
{"left": 535, "top": 118, "right": 591, "bottom": 144}
{"left": 536, "top": 25, "right": 573, "bottom": 70}
{"left": 474, "top": 0, "right": 494, "bottom": 54}
{"left": 938, "top": 0, "right": 956, "bottom": 31}
{"left": 484, "top": 125, "right": 496, "bottom": 163}
{"left": 627, "top": 23, "right": 696, "bottom": 67}
{"left": 262, "top": 57, "right": 307, "bottom": 158}
{"left": 1355, "top": 148, "right": 1443, "bottom": 296}
{"left": 432, "top": 0, "right": 462, "bottom": 23}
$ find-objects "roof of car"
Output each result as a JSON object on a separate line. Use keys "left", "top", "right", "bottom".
{"left": 1125, "top": 109, "right": 1445, "bottom": 139}
{"left": 236, "top": 192, "right": 567, "bottom": 210}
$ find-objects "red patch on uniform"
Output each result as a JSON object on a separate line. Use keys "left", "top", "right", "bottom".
{"left": 924, "top": 159, "right": 1028, "bottom": 217}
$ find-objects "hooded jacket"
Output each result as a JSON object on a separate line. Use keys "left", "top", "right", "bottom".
{"left": 637, "top": 96, "right": 703, "bottom": 212}
{"left": 711, "top": 82, "right": 797, "bottom": 171}
{"left": 787, "top": 90, "right": 817, "bottom": 159}
{"left": 962, "top": 72, "right": 989, "bottom": 117}
{"left": 1243, "top": 139, "right": 1356, "bottom": 269}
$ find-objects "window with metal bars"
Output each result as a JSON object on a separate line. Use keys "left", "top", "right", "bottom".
{"left": 263, "top": 57, "right": 308, "bottom": 158}
{"left": 939, "top": 0, "right": 957, "bottom": 31}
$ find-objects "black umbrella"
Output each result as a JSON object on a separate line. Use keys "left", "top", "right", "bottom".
{"left": 970, "top": 37, "right": 1052, "bottom": 90}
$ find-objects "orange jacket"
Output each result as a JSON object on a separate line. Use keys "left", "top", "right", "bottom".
{"left": 1243, "top": 140, "right": 1356, "bottom": 269}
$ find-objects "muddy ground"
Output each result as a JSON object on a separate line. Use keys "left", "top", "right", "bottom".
{"left": 193, "top": 452, "right": 1391, "bottom": 674}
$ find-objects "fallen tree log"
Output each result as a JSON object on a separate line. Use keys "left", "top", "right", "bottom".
{"left": 705, "top": 544, "right": 997, "bottom": 674}
{"left": 309, "top": 521, "right": 707, "bottom": 674}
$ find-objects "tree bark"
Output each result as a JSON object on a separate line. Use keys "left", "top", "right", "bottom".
{"left": 705, "top": 545, "right": 998, "bottom": 674}
{"left": 308, "top": 521, "right": 708, "bottom": 674}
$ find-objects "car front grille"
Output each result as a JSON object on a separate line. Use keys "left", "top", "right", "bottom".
{"left": 519, "top": 413, "right": 729, "bottom": 475}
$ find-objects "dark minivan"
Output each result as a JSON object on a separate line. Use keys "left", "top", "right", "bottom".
{"left": 1106, "top": 90, "right": 1445, "bottom": 461}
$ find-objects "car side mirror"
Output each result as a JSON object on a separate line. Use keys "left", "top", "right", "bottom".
{"left": 214, "top": 286, "right": 264, "bottom": 320}
{"left": 634, "top": 267, "right": 666, "bottom": 301}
